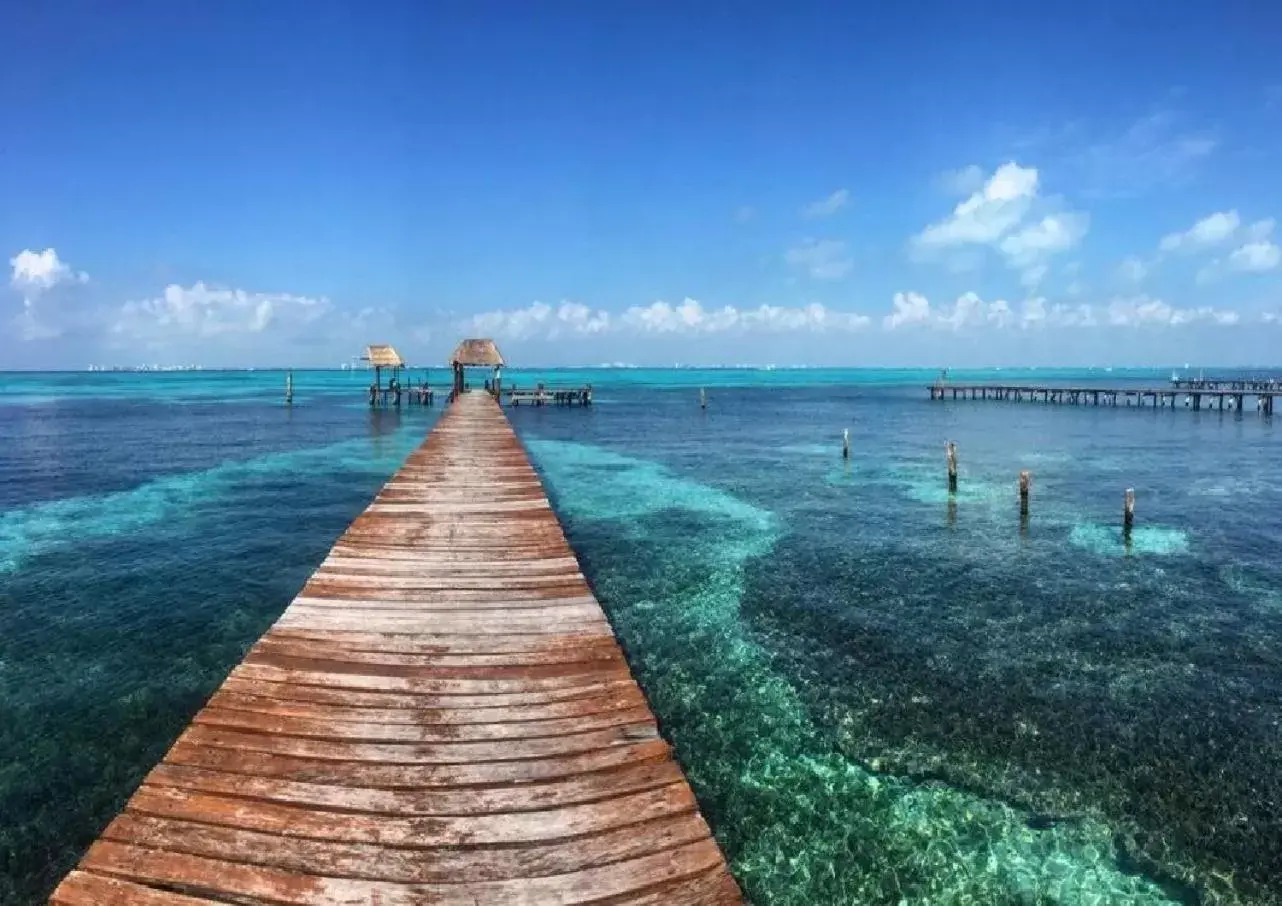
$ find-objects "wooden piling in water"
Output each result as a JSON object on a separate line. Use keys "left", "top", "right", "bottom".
{"left": 50, "top": 391, "right": 742, "bottom": 906}
{"left": 1124, "top": 488, "right": 1135, "bottom": 539}
{"left": 842, "top": 428, "right": 850, "bottom": 460}
{"left": 285, "top": 369, "right": 293, "bottom": 405}
{"left": 1019, "top": 470, "right": 1031, "bottom": 517}
{"left": 700, "top": 388, "right": 707, "bottom": 410}
{"left": 946, "top": 441, "right": 958, "bottom": 493}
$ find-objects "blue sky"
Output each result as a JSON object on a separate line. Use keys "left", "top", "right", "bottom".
{"left": 3, "top": 1, "right": 1281, "bottom": 368}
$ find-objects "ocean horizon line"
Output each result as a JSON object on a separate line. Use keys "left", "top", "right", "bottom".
{"left": 5, "top": 363, "right": 1282, "bottom": 375}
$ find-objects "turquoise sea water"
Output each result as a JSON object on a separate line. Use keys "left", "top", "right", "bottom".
{"left": 2, "top": 367, "right": 1280, "bottom": 904}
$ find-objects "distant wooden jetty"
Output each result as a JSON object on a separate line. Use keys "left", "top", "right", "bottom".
{"left": 506, "top": 384, "right": 594, "bottom": 407}
{"left": 52, "top": 391, "right": 739, "bottom": 905}
{"left": 929, "top": 382, "right": 1278, "bottom": 414}
{"left": 1169, "top": 375, "right": 1282, "bottom": 392}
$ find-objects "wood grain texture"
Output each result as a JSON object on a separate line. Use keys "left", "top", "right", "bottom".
{"left": 51, "top": 391, "right": 741, "bottom": 905}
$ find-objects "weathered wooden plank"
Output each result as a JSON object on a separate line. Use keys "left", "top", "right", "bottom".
{"left": 263, "top": 627, "right": 618, "bottom": 653}
{"left": 79, "top": 838, "right": 727, "bottom": 905}
{"left": 217, "top": 675, "right": 639, "bottom": 709}
{"left": 176, "top": 722, "right": 661, "bottom": 764}
{"left": 99, "top": 812, "right": 714, "bottom": 884}
{"left": 271, "top": 611, "right": 610, "bottom": 634}
{"left": 51, "top": 390, "right": 739, "bottom": 905}
{"left": 247, "top": 636, "right": 623, "bottom": 666}
{"left": 122, "top": 782, "right": 695, "bottom": 845}
{"left": 164, "top": 737, "right": 676, "bottom": 787}
{"left": 49, "top": 871, "right": 216, "bottom": 905}
{"left": 207, "top": 686, "right": 646, "bottom": 724}
{"left": 142, "top": 760, "right": 685, "bottom": 815}
{"left": 228, "top": 662, "right": 625, "bottom": 693}
{"left": 294, "top": 588, "right": 596, "bottom": 604}
{"left": 191, "top": 704, "right": 657, "bottom": 741}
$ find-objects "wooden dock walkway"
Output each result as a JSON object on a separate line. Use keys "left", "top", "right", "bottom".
{"left": 51, "top": 391, "right": 740, "bottom": 905}
{"left": 505, "top": 385, "right": 594, "bottom": 407}
{"left": 1170, "top": 376, "right": 1282, "bottom": 392}
{"left": 929, "top": 383, "right": 1278, "bottom": 414}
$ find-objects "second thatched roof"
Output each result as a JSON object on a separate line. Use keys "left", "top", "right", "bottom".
{"left": 450, "top": 338, "right": 505, "bottom": 368}
{"left": 363, "top": 344, "right": 405, "bottom": 368}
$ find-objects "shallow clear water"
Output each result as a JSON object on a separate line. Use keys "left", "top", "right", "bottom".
{"left": 1, "top": 368, "right": 1279, "bottom": 905}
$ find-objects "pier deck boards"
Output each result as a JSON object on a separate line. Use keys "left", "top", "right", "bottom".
{"left": 51, "top": 391, "right": 740, "bottom": 906}
{"left": 928, "top": 383, "right": 1278, "bottom": 414}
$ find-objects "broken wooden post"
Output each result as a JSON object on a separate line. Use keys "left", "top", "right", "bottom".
{"left": 285, "top": 370, "right": 293, "bottom": 405}
{"left": 1123, "top": 488, "right": 1135, "bottom": 539}
{"left": 946, "top": 441, "right": 958, "bottom": 493}
{"left": 842, "top": 428, "right": 850, "bottom": 460}
{"left": 1019, "top": 470, "right": 1031, "bottom": 517}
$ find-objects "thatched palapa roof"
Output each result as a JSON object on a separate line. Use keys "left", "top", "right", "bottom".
{"left": 363, "top": 344, "right": 405, "bottom": 368}
{"left": 450, "top": 338, "right": 505, "bottom": 368}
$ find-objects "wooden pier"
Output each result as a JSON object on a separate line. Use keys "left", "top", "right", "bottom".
{"left": 506, "top": 385, "right": 594, "bottom": 407}
{"left": 1170, "top": 376, "right": 1282, "bottom": 392}
{"left": 929, "top": 383, "right": 1278, "bottom": 414}
{"left": 51, "top": 391, "right": 740, "bottom": 905}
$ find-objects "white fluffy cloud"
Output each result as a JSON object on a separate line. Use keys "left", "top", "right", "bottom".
{"left": 625, "top": 299, "right": 868, "bottom": 333}
{"left": 914, "top": 162, "right": 1040, "bottom": 248}
{"left": 112, "top": 282, "right": 331, "bottom": 343}
{"left": 884, "top": 291, "right": 1240, "bottom": 331}
{"left": 462, "top": 298, "right": 870, "bottom": 340}
{"left": 999, "top": 212, "right": 1090, "bottom": 267}
{"left": 884, "top": 291, "right": 931, "bottom": 328}
{"left": 912, "top": 163, "right": 1087, "bottom": 281}
{"left": 10, "top": 248, "right": 87, "bottom": 290}
{"left": 1191, "top": 215, "right": 1280, "bottom": 281}
{"left": 938, "top": 292, "right": 1014, "bottom": 330}
{"left": 801, "top": 188, "right": 850, "bottom": 218}
{"left": 1152, "top": 211, "right": 1282, "bottom": 282}
{"left": 461, "top": 301, "right": 611, "bottom": 341}
{"left": 1158, "top": 210, "right": 1240, "bottom": 252}
{"left": 1105, "top": 295, "right": 1239, "bottom": 326}
{"left": 784, "top": 238, "right": 853, "bottom": 280}
{"left": 1228, "top": 240, "right": 1280, "bottom": 272}
{"left": 1020, "top": 298, "right": 1098, "bottom": 327}
{"left": 9, "top": 248, "right": 89, "bottom": 341}
{"left": 885, "top": 291, "right": 1019, "bottom": 330}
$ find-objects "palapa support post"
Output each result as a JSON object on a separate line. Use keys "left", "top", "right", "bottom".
{"left": 285, "top": 369, "right": 293, "bottom": 405}
{"left": 1019, "top": 470, "right": 1031, "bottom": 517}
{"left": 1123, "top": 488, "right": 1135, "bottom": 540}
{"left": 842, "top": 428, "right": 850, "bottom": 460}
{"left": 946, "top": 441, "right": 958, "bottom": 493}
